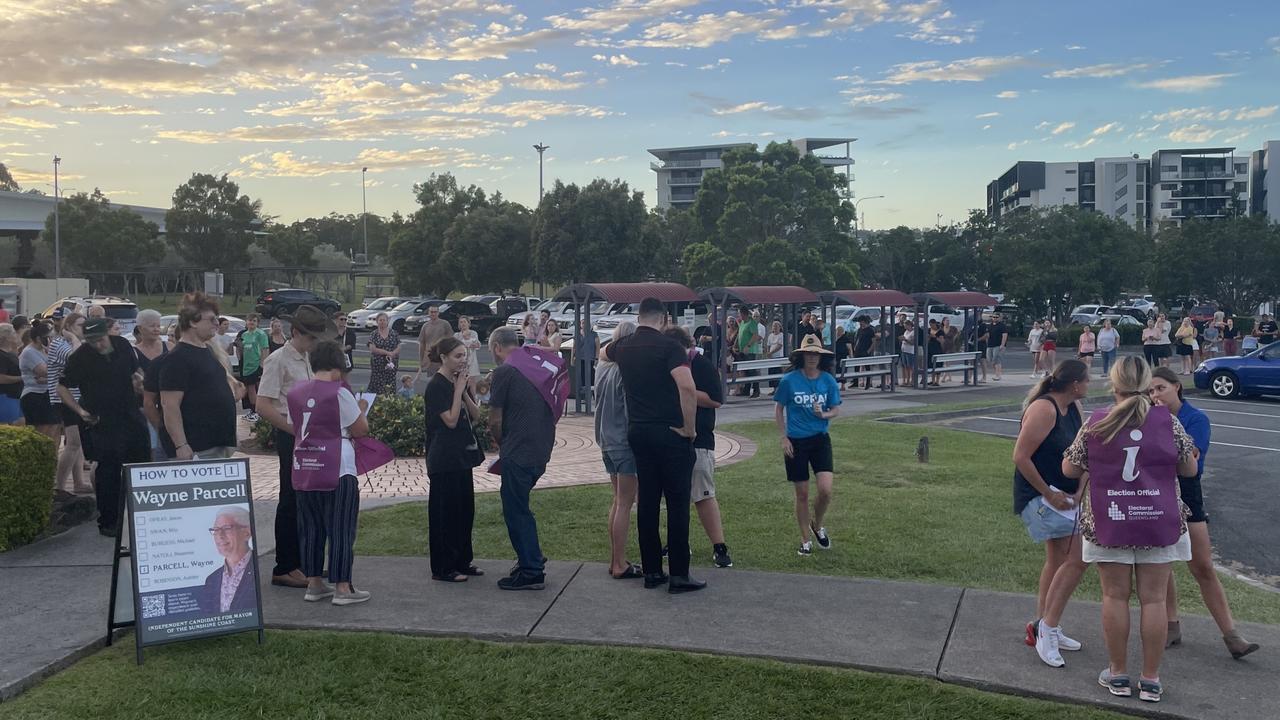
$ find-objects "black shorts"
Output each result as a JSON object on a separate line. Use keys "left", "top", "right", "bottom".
{"left": 57, "top": 403, "right": 82, "bottom": 427}
{"left": 1179, "top": 474, "right": 1208, "bottom": 523}
{"left": 1176, "top": 343, "right": 1193, "bottom": 356}
{"left": 785, "top": 433, "right": 833, "bottom": 482}
{"left": 238, "top": 368, "right": 262, "bottom": 386}
{"left": 1156, "top": 345, "right": 1172, "bottom": 358}
{"left": 1078, "top": 351, "right": 1094, "bottom": 358}
{"left": 20, "top": 392, "right": 57, "bottom": 426}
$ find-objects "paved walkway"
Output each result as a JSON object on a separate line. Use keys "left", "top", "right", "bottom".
{"left": 2, "top": 528, "right": 1276, "bottom": 719}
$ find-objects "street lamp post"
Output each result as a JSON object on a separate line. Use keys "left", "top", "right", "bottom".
{"left": 533, "top": 143, "right": 549, "bottom": 201}
{"left": 53, "top": 155, "right": 61, "bottom": 288}
{"left": 852, "top": 195, "right": 884, "bottom": 236}
{"left": 361, "top": 167, "right": 368, "bottom": 262}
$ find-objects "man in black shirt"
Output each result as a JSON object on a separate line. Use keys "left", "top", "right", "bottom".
{"left": 974, "top": 319, "right": 991, "bottom": 381}
{"left": 57, "top": 318, "right": 150, "bottom": 536}
{"left": 1257, "top": 314, "right": 1277, "bottom": 345}
{"left": 665, "top": 327, "right": 732, "bottom": 569}
{"left": 160, "top": 293, "right": 238, "bottom": 460}
{"left": 797, "top": 311, "right": 816, "bottom": 342}
{"left": 603, "top": 298, "right": 703, "bottom": 593}
{"left": 852, "top": 316, "right": 876, "bottom": 389}
{"left": 987, "top": 313, "right": 1009, "bottom": 382}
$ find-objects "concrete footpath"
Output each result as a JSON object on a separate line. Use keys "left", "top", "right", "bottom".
{"left": 2, "top": 525, "right": 1277, "bottom": 719}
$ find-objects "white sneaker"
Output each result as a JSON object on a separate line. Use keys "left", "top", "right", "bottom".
{"left": 1035, "top": 620, "right": 1065, "bottom": 667}
{"left": 304, "top": 583, "right": 334, "bottom": 602}
{"left": 1055, "top": 627, "right": 1082, "bottom": 651}
{"left": 332, "top": 588, "right": 372, "bottom": 606}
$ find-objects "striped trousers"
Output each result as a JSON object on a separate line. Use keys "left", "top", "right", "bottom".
{"left": 296, "top": 475, "right": 360, "bottom": 583}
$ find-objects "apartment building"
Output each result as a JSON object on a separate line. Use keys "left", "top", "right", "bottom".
{"left": 987, "top": 140, "right": 1276, "bottom": 228}
{"left": 649, "top": 137, "right": 855, "bottom": 210}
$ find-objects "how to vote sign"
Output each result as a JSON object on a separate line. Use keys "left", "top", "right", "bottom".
{"left": 125, "top": 458, "right": 264, "bottom": 651}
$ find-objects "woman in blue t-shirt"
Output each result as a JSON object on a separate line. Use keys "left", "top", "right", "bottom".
{"left": 774, "top": 334, "right": 842, "bottom": 556}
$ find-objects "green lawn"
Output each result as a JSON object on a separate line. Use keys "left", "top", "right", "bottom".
{"left": 357, "top": 417, "right": 1280, "bottom": 625}
{"left": 0, "top": 632, "right": 1127, "bottom": 720}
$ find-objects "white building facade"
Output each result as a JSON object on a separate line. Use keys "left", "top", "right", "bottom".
{"left": 649, "top": 137, "right": 855, "bottom": 210}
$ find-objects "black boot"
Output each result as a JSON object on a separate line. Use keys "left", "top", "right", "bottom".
{"left": 667, "top": 575, "right": 707, "bottom": 594}
{"left": 643, "top": 572, "right": 669, "bottom": 589}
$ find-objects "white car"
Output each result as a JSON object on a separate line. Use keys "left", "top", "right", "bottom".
{"left": 347, "top": 296, "right": 409, "bottom": 328}
{"left": 158, "top": 314, "right": 246, "bottom": 335}
{"left": 506, "top": 300, "right": 617, "bottom": 341}
{"left": 594, "top": 301, "right": 711, "bottom": 343}
{"left": 36, "top": 296, "right": 140, "bottom": 336}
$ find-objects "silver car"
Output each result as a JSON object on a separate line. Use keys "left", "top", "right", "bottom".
{"left": 348, "top": 296, "right": 409, "bottom": 328}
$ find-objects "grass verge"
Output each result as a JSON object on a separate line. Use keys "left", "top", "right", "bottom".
{"left": 357, "top": 417, "right": 1280, "bottom": 624}
{"left": 0, "top": 631, "right": 1128, "bottom": 720}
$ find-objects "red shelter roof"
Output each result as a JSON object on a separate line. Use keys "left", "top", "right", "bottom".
{"left": 699, "top": 286, "right": 820, "bottom": 305}
{"left": 913, "top": 291, "right": 998, "bottom": 308}
{"left": 819, "top": 289, "right": 915, "bottom": 307}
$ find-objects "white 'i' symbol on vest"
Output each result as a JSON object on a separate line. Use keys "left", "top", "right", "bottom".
{"left": 300, "top": 398, "right": 316, "bottom": 443}
{"left": 1121, "top": 429, "right": 1143, "bottom": 483}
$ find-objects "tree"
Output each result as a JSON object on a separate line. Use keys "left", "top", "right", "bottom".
{"left": 643, "top": 207, "right": 697, "bottom": 281}
{"left": 859, "top": 226, "right": 926, "bottom": 292}
{"left": 41, "top": 189, "right": 163, "bottom": 279}
{"left": 0, "top": 162, "right": 20, "bottom": 192}
{"left": 261, "top": 223, "right": 318, "bottom": 281}
{"left": 680, "top": 242, "right": 734, "bottom": 289}
{"left": 993, "top": 206, "right": 1147, "bottom": 321}
{"left": 1150, "top": 217, "right": 1280, "bottom": 315}
{"left": 531, "top": 178, "right": 654, "bottom": 284}
{"left": 388, "top": 173, "right": 491, "bottom": 296}
{"left": 165, "top": 173, "right": 262, "bottom": 270}
{"left": 687, "top": 141, "right": 858, "bottom": 288}
{"left": 440, "top": 201, "right": 532, "bottom": 293}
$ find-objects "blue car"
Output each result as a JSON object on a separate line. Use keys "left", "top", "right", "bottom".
{"left": 1193, "top": 341, "right": 1280, "bottom": 399}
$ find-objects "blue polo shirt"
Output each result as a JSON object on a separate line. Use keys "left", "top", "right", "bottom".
{"left": 775, "top": 369, "right": 841, "bottom": 439}
{"left": 1177, "top": 400, "right": 1210, "bottom": 477}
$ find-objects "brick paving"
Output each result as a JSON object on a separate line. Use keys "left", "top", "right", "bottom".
{"left": 241, "top": 414, "right": 756, "bottom": 501}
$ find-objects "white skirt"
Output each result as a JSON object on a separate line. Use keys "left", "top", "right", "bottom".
{"left": 1082, "top": 532, "right": 1192, "bottom": 565}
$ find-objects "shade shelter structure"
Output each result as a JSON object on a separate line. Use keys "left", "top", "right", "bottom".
{"left": 698, "top": 286, "right": 821, "bottom": 391}
{"left": 908, "top": 291, "right": 999, "bottom": 388}
{"left": 818, "top": 289, "right": 916, "bottom": 391}
{"left": 551, "top": 282, "right": 700, "bottom": 412}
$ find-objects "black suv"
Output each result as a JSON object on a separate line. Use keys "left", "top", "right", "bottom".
{"left": 254, "top": 288, "right": 342, "bottom": 319}
{"left": 403, "top": 300, "right": 503, "bottom": 341}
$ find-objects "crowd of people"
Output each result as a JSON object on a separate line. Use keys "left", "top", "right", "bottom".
{"left": 1013, "top": 355, "right": 1260, "bottom": 704}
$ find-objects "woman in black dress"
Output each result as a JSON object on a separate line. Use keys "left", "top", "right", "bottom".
{"left": 365, "top": 312, "right": 401, "bottom": 394}
{"left": 424, "top": 336, "right": 483, "bottom": 582}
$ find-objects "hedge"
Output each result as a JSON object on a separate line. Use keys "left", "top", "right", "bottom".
{"left": 0, "top": 426, "right": 57, "bottom": 552}
{"left": 252, "top": 393, "right": 493, "bottom": 458}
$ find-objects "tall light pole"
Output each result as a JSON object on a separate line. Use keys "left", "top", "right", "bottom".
{"left": 53, "top": 155, "right": 61, "bottom": 282}
{"left": 533, "top": 143, "right": 549, "bottom": 202}
{"left": 852, "top": 195, "right": 884, "bottom": 236}
{"left": 361, "top": 166, "right": 369, "bottom": 262}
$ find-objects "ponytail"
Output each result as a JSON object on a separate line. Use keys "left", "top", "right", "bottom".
{"left": 1021, "top": 358, "right": 1089, "bottom": 411}
{"left": 1085, "top": 355, "right": 1153, "bottom": 443}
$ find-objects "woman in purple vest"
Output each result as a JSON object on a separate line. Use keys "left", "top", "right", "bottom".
{"left": 1062, "top": 356, "right": 1200, "bottom": 703}
{"left": 424, "top": 336, "right": 484, "bottom": 583}
{"left": 1149, "top": 366, "right": 1259, "bottom": 659}
{"left": 1012, "top": 359, "right": 1090, "bottom": 667}
{"left": 287, "top": 340, "right": 372, "bottom": 606}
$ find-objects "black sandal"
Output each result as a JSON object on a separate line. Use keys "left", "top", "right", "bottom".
{"left": 460, "top": 566, "right": 485, "bottom": 577}
{"left": 612, "top": 563, "right": 644, "bottom": 580}
{"left": 431, "top": 572, "right": 468, "bottom": 582}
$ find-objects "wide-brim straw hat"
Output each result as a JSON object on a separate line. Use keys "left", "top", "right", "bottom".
{"left": 280, "top": 304, "right": 339, "bottom": 341}
{"left": 789, "top": 333, "right": 833, "bottom": 361}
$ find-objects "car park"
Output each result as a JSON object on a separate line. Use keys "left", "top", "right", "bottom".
{"left": 367, "top": 298, "right": 439, "bottom": 333}
{"left": 254, "top": 288, "right": 342, "bottom": 318}
{"left": 1069, "top": 304, "right": 1111, "bottom": 325}
{"left": 593, "top": 301, "right": 710, "bottom": 343}
{"left": 1194, "top": 341, "right": 1280, "bottom": 399}
{"left": 403, "top": 300, "right": 504, "bottom": 340}
{"left": 491, "top": 296, "right": 542, "bottom": 320}
{"left": 505, "top": 300, "right": 614, "bottom": 341}
{"left": 35, "top": 296, "right": 140, "bottom": 336}
{"left": 1096, "top": 313, "right": 1143, "bottom": 328}
{"left": 347, "top": 296, "right": 409, "bottom": 328}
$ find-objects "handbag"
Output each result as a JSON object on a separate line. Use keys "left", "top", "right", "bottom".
{"left": 461, "top": 404, "right": 485, "bottom": 468}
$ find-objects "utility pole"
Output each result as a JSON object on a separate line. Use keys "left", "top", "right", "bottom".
{"left": 852, "top": 195, "right": 884, "bottom": 237}
{"left": 53, "top": 155, "right": 61, "bottom": 287}
{"left": 361, "top": 166, "right": 369, "bottom": 262}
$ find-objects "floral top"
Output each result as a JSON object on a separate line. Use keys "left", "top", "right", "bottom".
{"left": 1063, "top": 415, "right": 1196, "bottom": 549}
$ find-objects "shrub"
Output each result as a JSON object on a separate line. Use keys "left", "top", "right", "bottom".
{"left": 0, "top": 426, "right": 57, "bottom": 552}
{"left": 249, "top": 392, "right": 494, "bottom": 458}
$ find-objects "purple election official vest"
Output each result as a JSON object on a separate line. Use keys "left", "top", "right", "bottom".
{"left": 505, "top": 345, "right": 569, "bottom": 423}
{"left": 1086, "top": 404, "right": 1181, "bottom": 547}
{"left": 287, "top": 379, "right": 344, "bottom": 491}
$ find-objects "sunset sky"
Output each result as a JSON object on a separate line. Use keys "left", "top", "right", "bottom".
{"left": 2, "top": 0, "right": 1278, "bottom": 228}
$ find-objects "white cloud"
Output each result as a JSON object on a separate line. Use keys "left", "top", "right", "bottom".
{"left": 1235, "top": 105, "right": 1277, "bottom": 120}
{"left": 593, "top": 53, "right": 644, "bottom": 66}
{"left": 1136, "top": 73, "right": 1237, "bottom": 93}
{"left": 1065, "top": 44, "right": 1086, "bottom": 51}
{"left": 1067, "top": 137, "right": 1097, "bottom": 149}
{"left": 0, "top": 117, "right": 56, "bottom": 129}
{"left": 974, "top": 111, "right": 1000, "bottom": 118}
{"left": 547, "top": 0, "right": 702, "bottom": 34}
{"left": 1046, "top": 62, "right": 1155, "bottom": 79}
{"left": 1007, "top": 140, "right": 1029, "bottom": 150}
{"left": 535, "top": 63, "right": 558, "bottom": 72}
{"left": 1167, "top": 124, "right": 1220, "bottom": 143}
{"left": 712, "top": 101, "right": 782, "bottom": 115}
{"left": 982, "top": 124, "right": 991, "bottom": 130}
{"left": 699, "top": 57, "right": 733, "bottom": 70}
{"left": 236, "top": 147, "right": 507, "bottom": 178}
{"left": 1050, "top": 121, "right": 1075, "bottom": 135}
{"left": 627, "top": 10, "right": 789, "bottom": 49}
{"left": 1089, "top": 122, "right": 1121, "bottom": 136}
{"left": 876, "top": 55, "right": 1030, "bottom": 85}
{"left": 1151, "top": 105, "right": 1276, "bottom": 123}
{"left": 502, "top": 72, "right": 586, "bottom": 91}
{"left": 995, "top": 90, "right": 1019, "bottom": 99}
{"left": 845, "top": 92, "right": 905, "bottom": 105}
{"left": 586, "top": 155, "right": 628, "bottom": 164}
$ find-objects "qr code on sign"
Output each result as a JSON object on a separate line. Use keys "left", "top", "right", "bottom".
{"left": 141, "top": 595, "right": 166, "bottom": 619}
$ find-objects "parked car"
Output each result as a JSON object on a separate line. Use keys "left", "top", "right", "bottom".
{"left": 1069, "top": 304, "right": 1112, "bottom": 325}
{"left": 1106, "top": 306, "right": 1149, "bottom": 325}
{"left": 1117, "top": 298, "right": 1157, "bottom": 319}
{"left": 491, "top": 296, "right": 542, "bottom": 320}
{"left": 1194, "top": 341, "right": 1280, "bottom": 399}
{"left": 366, "top": 298, "right": 439, "bottom": 333}
{"left": 402, "top": 300, "right": 504, "bottom": 340}
{"left": 347, "top": 296, "right": 409, "bottom": 328}
{"left": 159, "top": 314, "right": 245, "bottom": 336}
{"left": 505, "top": 300, "right": 615, "bottom": 341}
{"left": 594, "top": 301, "right": 711, "bottom": 343}
{"left": 460, "top": 294, "right": 501, "bottom": 304}
{"left": 35, "top": 296, "right": 140, "bottom": 336}
{"left": 1187, "top": 303, "right": 1219, "bottom": 324}
{"left": 1095, "top": 314, "right": 1143, "bottom": 328}
{"left": 254, "top": 288, "right": 342, "bottom": 319}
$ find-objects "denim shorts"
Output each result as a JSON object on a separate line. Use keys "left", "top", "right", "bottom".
{"left": 1020, "top": 496, "right": 1079, "bottom": 543}
{"left": 601, "top": 447, "right": 637, "bottom": 476}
